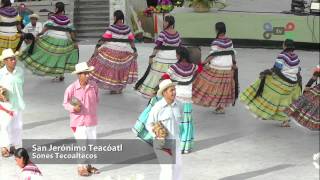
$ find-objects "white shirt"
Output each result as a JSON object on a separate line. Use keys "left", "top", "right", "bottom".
{"left": 209, "top": 45, "right": 235, "bottom": 70}
{"left": 23, "top": 22, "right": 43, "bottom": 37}
{"left": 0, "top": 66, "right": 25, "bottom": 111}
{"left": 146, "top": 98, "right": 182, "bottom": 140}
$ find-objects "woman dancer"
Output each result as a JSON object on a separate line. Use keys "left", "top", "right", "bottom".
{"left": 192, "top": 22, "right": 238, "bottom": 114}
{"left": 285, "top": 65, "right": 319, "bottom": 131}
{"left": 88, "top": 10, "right": 138, "bottom": 94}
{"left": 18, "top": 2, "right": 79, "bottom": 82}
{"left": 240, "top": 39, "right": 302, "bottom": 127}
{"left": 135, "top": 15, "right": 181, "bottom": 98}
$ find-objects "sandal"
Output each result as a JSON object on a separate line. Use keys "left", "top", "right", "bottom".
{"left": 281, "top": 121, "right": 290, "bottom": 128}
{"left": 1, "top": 147, "right": 10, "bottom": 157}
{"left": 213, "top": 107, "right": 225, "bottom": 114}
{"left": 51, "top": 76, "right": 64, "bottom": 82}
{"left": 78, "top": 167, "right": 91, "bottom": 177}
{"left": 87, "top": 165, "right": 100, "bottom": 174}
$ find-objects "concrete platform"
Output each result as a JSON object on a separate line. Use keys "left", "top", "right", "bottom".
{"left": 0, "top": 44, "right": 319, "bottom": 180}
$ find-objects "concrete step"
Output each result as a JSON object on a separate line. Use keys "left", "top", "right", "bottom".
{"left": 76, "top": 7, "right": 109, "bottom": 11}
{"left": 76, "top": 20, "right": 109, "bottom": 26}
{"left": 74, "top": 11, "right": 108, "bottom": 16}
{"left": 77, "top": 32, "right": 102, "bottom": 39}
{"left": 75, "top": 23, "right": 108, "bottom": 28}
{"left": 74, "top": 16, "right": 109, "bottom": 21}
{"left": 77, "top": 1, "right": 109, "bottom": 5}
{"left": 76, "top": 27, "right": 106, "bottom": 34}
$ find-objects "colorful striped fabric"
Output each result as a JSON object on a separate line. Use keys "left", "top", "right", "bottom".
{"left": 285, "top": 84, "right": 320, "bottom": 131}
{"left": 137, "top": 60, "right": 174, "bottom": 98}
{"left": 211, "top": 37, "right": 233, "bottom": 49}
{"left": 240, "top": 74, "right": 301, "bottom": 121}
{"left": 106, "top": 24, "right": 131, "bottom": 36}
{"left": 49, "top": 15, "right": 71, "bottom": 26}
{"left": 0, "top": 33, "right": 20, "bottom": 57}
{"left": 88, "top": 46, "right": 138, "bottom": 90}
{"left": 133, "top": 96, "right": 161, "bottom": 144}
{"left": 276, "top": 51, "right": 300, "bottom": 67}
{"left": 180, "top": 102, "right": 194, "bottom": 152}
{"left": 155, "top": 30, "right": 181, "bottom": 47}
{"left": 192, "top": 67, "right": 235, "bottom": 108}
{"left": 18, "top": 35, "right": 79, "bottom": 76}
{"left": 168, "top": 62, "right": 197, "bottom": 80}
{"left": 0, "top": 7, "right": 18, "bottom": 17}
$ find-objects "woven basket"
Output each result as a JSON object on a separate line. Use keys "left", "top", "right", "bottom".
{"left": 193, "top": 2, "right": 210, "bottom": 12}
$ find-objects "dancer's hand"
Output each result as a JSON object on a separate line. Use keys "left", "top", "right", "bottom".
{"left": 74, "top": 43, "right": 79, "bottom": 49}
{"left": 74, "top": 104, "right": 81, "bottom": 113}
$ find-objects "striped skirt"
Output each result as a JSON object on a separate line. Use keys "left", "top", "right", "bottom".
{"left": 284, "top": 84, "right": 320, "bottom": 131}
{"left": 88, "top": 45, "right": 138, "bottom": 91}
{"left": 136, "top": 61, "right": 174, "bottom": 98}
{"left": 240, "top": 74, "right": 301, "bottom": 121}
{"left": 180, "top": 102, "right": 194, "bottom": 152}
{"left": 0, "top": 33, "right": 21, "bottom": 68}
{"left": 18, "top": 35, "right": 79, "bottom": 76}
{"left": 192, "top": 66, "right": 235, "bottom": 108}
{"left": 132, "top": 96, "right": 160, "bottom": 145}
{"left": 136, "top": 50, "right": 177, "bottom": 98}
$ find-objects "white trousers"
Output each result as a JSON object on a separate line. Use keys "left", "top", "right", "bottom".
{"left": 154, "top": 140, "right": 182, "bottom": 180}
{"left": 73, "top": 126, "right": 97, "bottom": 167}
{"left": 0, "top": 111, "right": 22, "bottom": 148}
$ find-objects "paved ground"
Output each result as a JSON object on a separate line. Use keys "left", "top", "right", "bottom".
{"left": 0, "top": 43, "right": 319, "bottom": 180}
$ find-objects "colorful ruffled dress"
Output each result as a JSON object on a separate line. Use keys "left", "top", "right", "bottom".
{"left": 135, "top": 30, "right": 181, "bottom": 98}
{"left": 240, "top": 50, "right": 302, "bottom": 121}
{"left": 87, "top": 24, "right": 138, "bottom": 91}
{"left": 192, "top": 37, "right": 238, "bottom": 109}
{"left": 18, "top": 14, "right": 79, "bottom": 76}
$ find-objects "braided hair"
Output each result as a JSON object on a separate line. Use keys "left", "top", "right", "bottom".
{"left": 55, "top": 2, "right": 65, "bottom": 15}
{"left": 113, "top": 10, "right": 124, "bottom": 24}
{"left": 164, "top": 15, "right": 175, "bottom": 30}
{"left": 215, "top": 22, "right": 226, "bottom": 39}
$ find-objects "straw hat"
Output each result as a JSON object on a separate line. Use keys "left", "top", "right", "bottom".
{"left": 0, "top": 49, "right": 18, "bottom": 62}
{"left": 72, "top": 62, "right": 94, "bottom": 74}
{"left": 29, "top": 13, "right": 40, "bottom": 19}
{"left": 157, "top": 79, "right": 176, "bottom": 97}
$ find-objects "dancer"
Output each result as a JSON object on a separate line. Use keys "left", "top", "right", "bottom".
{"left": 135, "top": 15, "right": 181, "bottom": 98}
{"left": 285, "top": 65, "right": 320, "bottom": 131}
{"left": 88, "top": 10, "right": 138, "bottom": 94}
{"left": 18, "top": 2, "right": 79, "bottom": 82}
{"left": 240, "top": 39, "right": 302, "bottom": 127}
{"left": 22, "top": 13, "right": 43, "bottom": 37}
{"left": 0, "top": 0, "right": 21, "bottom": 61}
{"left": 15, "top": 148, "right": 43, "bottom": 179}
{"left": 146, "top": 79, "right": 182, "bottom": 180}
{"left": 0, "top": 49, "right": 25, "bottom": 157}
{"left": 63, "top": 62, "right": 100, "bottom": 176}
{"left": 167, "top": 46, "right": 202, "bottom": 154}
{"left": 192, "top": 22, "right": 238, "bottom": 114}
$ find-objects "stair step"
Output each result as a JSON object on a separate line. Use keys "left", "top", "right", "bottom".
{"left": 77, "top": 32, "right": 103, "bottom": 38}
{"left": 77, "top": 29, "right": 105, "bottom": 34}
{"left": 77, "top": 26, "right": 106, "bottom": 31}
{"left": 74, "top": 16, "right": 109, "bottom": 21}
{"left": 74, "top": 11, "right": 108, "bottom": 16}
{"left": 77, "top": 1, "right": 109, "bottom": 5}
{"left": 75, "top": 24, "right": 108, "bottom": 28}
{"left": 76, "top": 7, "right": 109, "bottom": 11}
{"left": 76, "top": 20, "right": 109, "bottom": 25}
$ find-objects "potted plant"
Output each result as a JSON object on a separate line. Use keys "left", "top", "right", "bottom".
{"left": 187, "top": 0, "right": 227, "bottom": 12}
